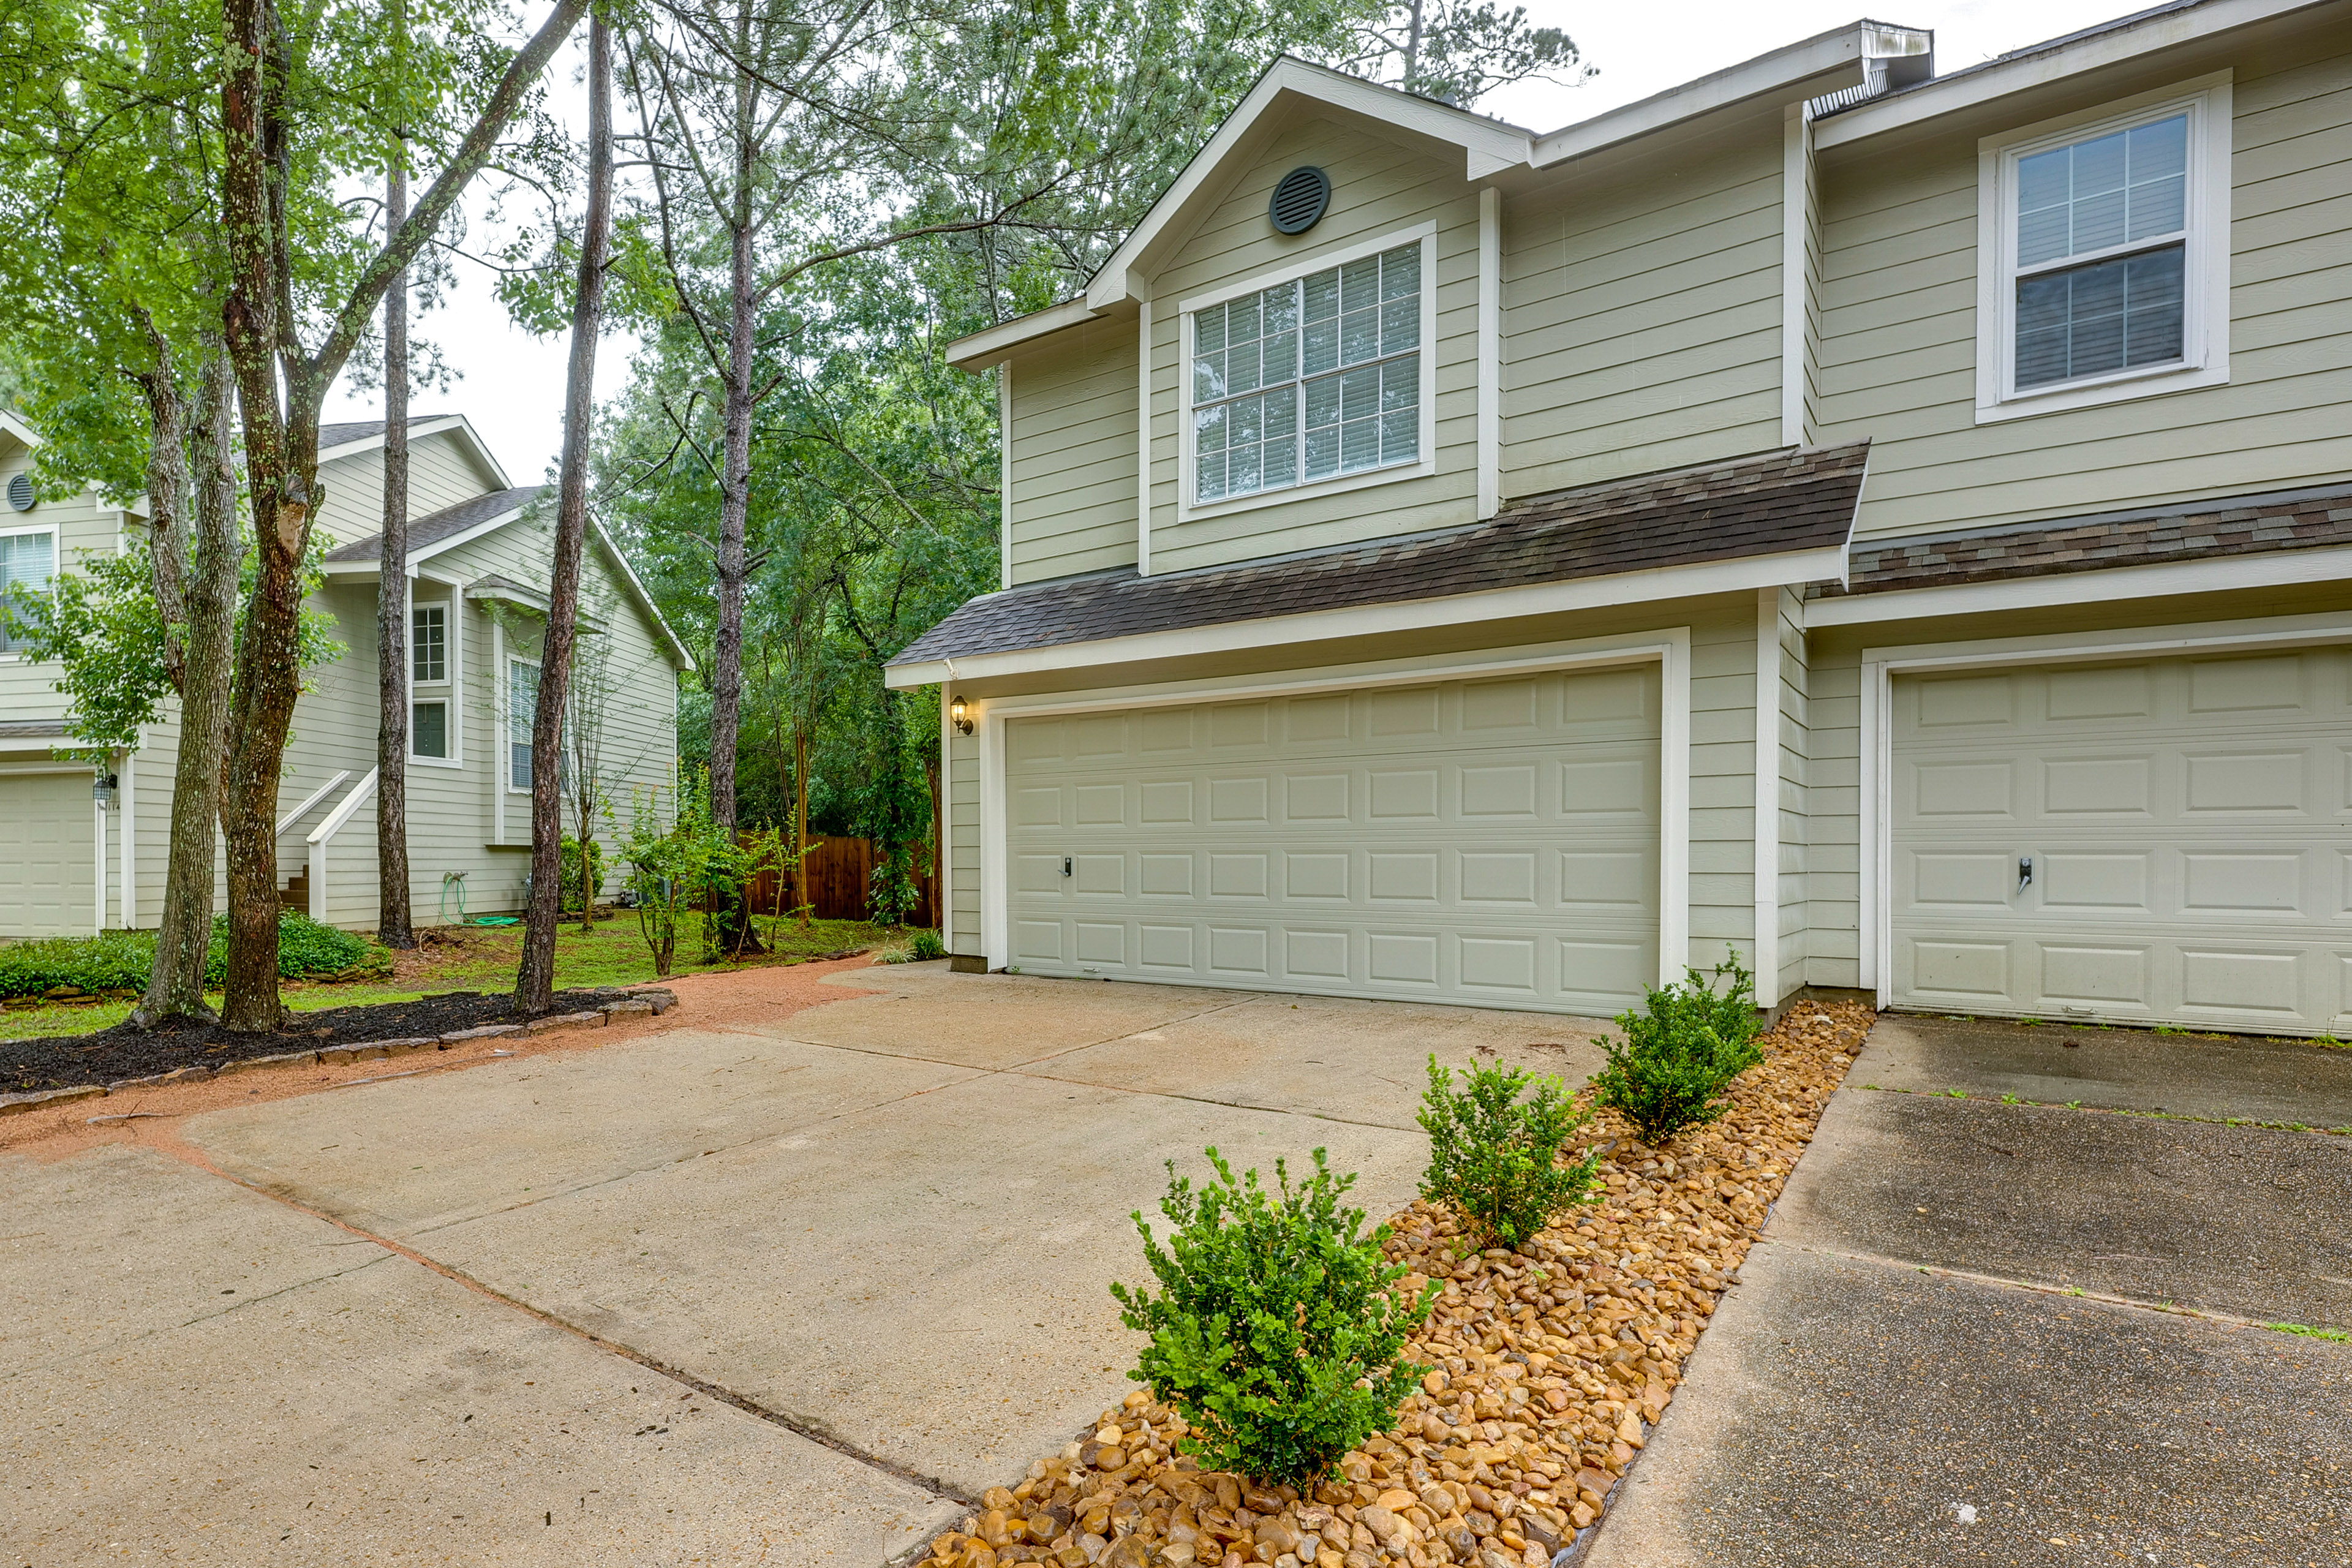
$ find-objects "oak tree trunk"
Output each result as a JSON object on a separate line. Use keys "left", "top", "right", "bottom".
{"left": 376, "top": 146, "right": 415, "bottom": 949}
{"left": 516, "top": 13, "right": 614, "bottom": 1013}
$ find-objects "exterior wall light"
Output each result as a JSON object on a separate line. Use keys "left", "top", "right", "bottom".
{"left": 92, "top": 772, "right": 118, "bottom": 807}
{"left": 949, "top": 694, "right": 973, "bottom": 736}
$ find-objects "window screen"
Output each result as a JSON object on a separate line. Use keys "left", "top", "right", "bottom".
{"left": 508, "top": 659, "right": 538, "bottom": 790}
{"left": 2013, "top": 115, "right": 2188, "bottom": 389}
{"left": 412, "top": 604, "right": 447, "bottom": 684}
{"left": 1193, "top": 243, "right": 1421, "bottom": 503}
{"left": 0, "top": 530, "right": 56, "bottom": 654}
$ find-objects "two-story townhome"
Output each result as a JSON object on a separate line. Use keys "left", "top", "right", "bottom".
{"left": 0, "top": 409, "right": 688, "bottom": 938}
{"left": 888, "top": 0, "right": 2352, "bottom": 1038}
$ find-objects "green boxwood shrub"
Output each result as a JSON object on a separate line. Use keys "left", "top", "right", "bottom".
{"left": 0, "top": 913, "right": 387, "bottom": 1001}
{"left": 1111, "top": 1147, "right": 1435, "bottom": 1486}
{"left": 1592, "top": 956, "right": 1765, "bottom": 1145}
{"left": 1419, "top": 1056, "right": 1602, "bottom": 1249}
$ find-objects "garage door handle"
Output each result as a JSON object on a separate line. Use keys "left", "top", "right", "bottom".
{"left": 1063, "top": 856, "right": 1072, "bottom": 878}
{"left": 2018, "top": 855, "right": 2033, "bottom": 891}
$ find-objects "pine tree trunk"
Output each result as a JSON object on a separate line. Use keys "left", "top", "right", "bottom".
{"left": 134, "top": 345, "right": 241, "bottom": 1025}
{"left": 516, "top": 12, "right": 614, "bottom": 1013}
{"left": 376, "top": 146, "right": 415, "bottom": 949}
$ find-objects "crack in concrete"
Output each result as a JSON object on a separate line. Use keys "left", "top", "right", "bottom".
{"left": 1766, "top": 1237, "right": 2290, "bottom": 1332}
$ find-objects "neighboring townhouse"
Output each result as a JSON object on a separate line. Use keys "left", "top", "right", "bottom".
{"left": 0, "top": 410, "right": 688, "bottom": 938}
{"left": 889, "top": 0, "right": 2352, "bottom": 1037}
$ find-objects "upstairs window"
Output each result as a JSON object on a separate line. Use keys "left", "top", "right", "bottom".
{"left": 0, "top": 526, "right": 55, "bottom": 655}
{"left": 1182, "top": 227, "right": 1434, "bottom": 513}
{"left": 508, "top": 656, "right": 538, "bottom": 792}
{"left": 412, "top": 603, "right": 447, "bottom": 684}
{"left": 1977, "top": 78, "right": 2230, "bottom": 421}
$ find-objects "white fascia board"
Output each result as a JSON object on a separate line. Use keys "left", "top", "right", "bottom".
{"left": 1813, "top": 0, "right": 2325, "bottom": 150}
{"left": 1529, "top": 23, "right": 1872, "bottom": 167}
{"left": 317, "top": 413, "right": 465, "bottom": 467}
{"left": 0, "top": 408, "right": 41, "bottom": 448}
{"left": 1804, "top": 543, "right": 2352, "bottom": 627}
{"left": 592, "top": 516, "right": 696, "bottom": 669}
{"left": 1086, "top": 60, "right": 1531, "bottom": 313}
{"left": 884, "top": 542, "right": 1848, "bottom": 689}
{"left": 946, "top": 298, "right": 1099, "bottom": 372}
{"left": 318, "top": 502, "right": 532, "bottom": 578}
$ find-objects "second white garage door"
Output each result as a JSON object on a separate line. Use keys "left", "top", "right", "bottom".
{"left": 0, "top": 768, "right": 97, "bottom": 937}
{"left": 1890, "top": 647, "right": 2352, "bottom": 1036}
{"left": 1005, "top": 666, "right": 1661, "bottom": 1016}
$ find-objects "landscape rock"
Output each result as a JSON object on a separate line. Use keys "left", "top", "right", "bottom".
{"left": 630, "top": 988, "right": 677, "bottom": 1016}
{"left": 318, "top": 1044, "right": 391, "bottom": 1065}
{"left": 217, "top": 1050, "right": 323, "bottom": 1076}
{"left": 440, "top": 1023, "right": 524, "bottom": 1044}
{"left": 107, "top": 1066, "right": 215, "bottom": 1091}
{"left": 0, "top": 1084, "right": 105, "bottom": 1116}
{"left": 524, "top": 1010, "right": 605, "bottom": 1036}
{"left": 602, "top": 998, "right": 657, "bottom": 1020}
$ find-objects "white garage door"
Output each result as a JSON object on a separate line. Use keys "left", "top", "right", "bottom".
{"left": 1005, "top": 666, "right": 1660, "bottom": 1016}
{"left": 1891, "top": 648, "right": 2352, "bottom": 1036}
{"left": 0, "top": 769, "right": 97, "bottom": 938}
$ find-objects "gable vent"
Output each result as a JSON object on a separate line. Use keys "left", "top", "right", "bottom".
{"left": 5, "top": 473, "right": 31, "bottom": 512}
{"left": 1268, "top": 166, "right": 1331, "bottom": 235}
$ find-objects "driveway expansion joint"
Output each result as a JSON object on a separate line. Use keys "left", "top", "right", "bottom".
{"left": 1765, "top": 1238, "right": 2280, "bottom": 1329}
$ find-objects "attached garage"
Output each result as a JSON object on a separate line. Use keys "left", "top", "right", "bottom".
{"left": 0, "top": 767, "right": 97, "bottom": 938}
{"left": 1003, "top": 665, "right": 1662, "bottom": 1015}
{"left": 1888, "top": 647, "right": 2352, "bottom": 1037}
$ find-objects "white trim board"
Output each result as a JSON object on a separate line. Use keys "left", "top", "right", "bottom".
{"left": 1477, "top": 187, "right": 1501, "bottom": 521}
{"left": 960, "top": 628, "right": 1694, "bottom": 990}
{"left": 1806, "top": 543, "right": 2352, "bottom": 627}
{"left": 1853, "top": 608, "right": 2352, "bottom": 1001}
{"left": 1752, "top": 588, "right": 1781, "bottom": 1005}
{"left": 887, "top": 541, "right": 1846, "bottom": 688}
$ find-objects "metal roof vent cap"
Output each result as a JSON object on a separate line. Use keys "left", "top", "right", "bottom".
{"left": 5, "top": 473, "right": 32, "bottom": 512}
{"left": 1269, "top": 166, "right": 1331, "bottom": 236}
{"left": 1861, "top": 25, "right": 1934, "bottom": 96}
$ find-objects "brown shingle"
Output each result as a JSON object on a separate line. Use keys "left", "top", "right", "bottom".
{"left": 891, "top": 442, "right": 1868, "bottom": 667}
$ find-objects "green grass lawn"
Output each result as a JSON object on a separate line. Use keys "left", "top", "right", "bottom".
{"left": 0, "top": 913, "right": 920, "bottom": 1042}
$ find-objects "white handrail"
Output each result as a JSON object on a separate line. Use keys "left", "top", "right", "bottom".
{"left": 304, "top": 767, "right": 379, "bottom": 922}
{"left": 275, "top": 770, "right": 352, "bottom": 837}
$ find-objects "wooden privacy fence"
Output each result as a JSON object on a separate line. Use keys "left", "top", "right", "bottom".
{"left": 742, "top": 837, "right": 937, "bottom": 929}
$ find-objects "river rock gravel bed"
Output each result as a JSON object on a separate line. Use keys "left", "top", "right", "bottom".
{"left": 927, "top": 999, "right": 1877, "bottom": 1568}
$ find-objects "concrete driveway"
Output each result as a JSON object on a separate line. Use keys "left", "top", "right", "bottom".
{"left": 1583, "top": 1013, "right": 2352, "bottom": 1568}
{"left": 1, "top": 963, "right": 1605, "bottom": 1566}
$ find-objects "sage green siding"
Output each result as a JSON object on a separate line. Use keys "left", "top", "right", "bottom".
{"left": 0, "top": 434, "right": 120, "bottom": 723}
{"left": 1504, "top": 119, "right": 1789, "bottom": 500}
{"left": 948, "top": 722, "right": 979, "bottom": 956}
{"left": 1773, "top": 586, "right": 1811, "bottom": 1004}
{"left": 309, "top": 426, "right": 508, "bottom": 552}
{"left": 1143, "top": 116, "right": 1482, "bottom": 575}
{"left": 1817, "top": 42, "right": 2352, "bottom": 541}
{"left": 1006, "top": 322, "right": 1138, "bottom": 585}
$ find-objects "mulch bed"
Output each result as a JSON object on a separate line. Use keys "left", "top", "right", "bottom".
{"left": 927, "top": 999, "right": 1879, "bottom": 1568}
{"left": 2, "top": 988, "right": 633, "bottom": 1094}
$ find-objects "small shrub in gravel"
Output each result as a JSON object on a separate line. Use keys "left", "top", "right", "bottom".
{"left": 1593, "top": 956, "right": 1765, "bottom": 1145}
{"left": 907, "top": 927, "right": 948, "bottom": 962}
{"left": 1419, "top": 1056, "right": 1602, "bottom": 1249}
{"left": 1111, "top": 1146, "right": 1436, "bottom": 1486}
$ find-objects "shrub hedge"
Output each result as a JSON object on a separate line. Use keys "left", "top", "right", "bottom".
{"left": 0, "top": 913, "right": 388, "bottom": 1001}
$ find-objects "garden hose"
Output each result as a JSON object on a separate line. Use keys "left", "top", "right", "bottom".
{"left": 440, "top": 872, "right": 468, "bottom": 926}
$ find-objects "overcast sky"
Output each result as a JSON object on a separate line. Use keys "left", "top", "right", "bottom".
{"left": 321, "top": 0, "right": 2149, "bottom": 481}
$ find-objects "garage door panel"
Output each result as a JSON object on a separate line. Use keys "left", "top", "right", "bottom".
{"left": 0, "top": 772, "right": 97, "bottom": 937}
{"left": 1893, "top": 647, "right": 2347, "bottom": 1035}
{"left": 1006, "top": 667, "right": 1660, "bottom": 1014}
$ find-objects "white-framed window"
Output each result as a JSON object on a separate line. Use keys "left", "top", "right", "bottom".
{"left": 409, "top": 595, "right": 458, "bottom": 764}
{"left": 507, "top": 655, "right": 539, "bottom": 792}
{"left": 1178, "top": 222, "right": 1437, "bottom": 519}
{"left": 1975, "top": 74, "right": 2231, "bottom": 423}
{"left": 0, "top": 524, "right": 56, "bottom": 657}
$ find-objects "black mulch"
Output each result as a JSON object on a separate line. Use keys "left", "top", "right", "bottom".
{"left": 2, "top": 988, "right": 641, "bottom": 1094}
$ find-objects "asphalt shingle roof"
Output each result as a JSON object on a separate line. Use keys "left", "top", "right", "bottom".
{"left": 324, "top": 484, "right": 545, "bottom": 564}
{"left": 889, "top": 442, "right": 1869, "bottom": 667}
{"left": 1814, "top": 481, "right": 2352, "bottom": 599}
{"left": 317, "top": 414, "right": 451, "bottom": 450}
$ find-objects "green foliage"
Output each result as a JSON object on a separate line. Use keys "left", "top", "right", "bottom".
{"left": 866, "top": 848, "right": 919, "bottom": 927}
{"left": 611, "top": 771, "right": 753, "bottom": 975}
{"left": 0, "top": 913, "right": 383, "bottom": 1001}
{"left": 1593, "top": 957, "right": 1765, "bottom": 1146}
{"left": 907, "top": 927, "right": 946, "bottom": 962}
{"left": 1111, "top": 1147, "right": 1434, "bottom": 1485}
{"left": 1419, "top": 1056, "right": 1601, "bottom": 1249}
{"left": 559, "top": 835, "right": 605, "bottom": 914}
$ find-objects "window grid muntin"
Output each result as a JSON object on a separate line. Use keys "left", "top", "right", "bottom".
{"left": 2005, "top": 105, "right": 2198, "bottom": 396}
{"left": 412, "top": 603, "right": 448, "bottom": 684}
{"left": 507, "top": 657, "right": 538, "bottom": 791}
{"left": 0, "top": 527, "right": 56, "bottom": 655}
{"left": 1191, "top": 242, "right": 1423, "bottom": 505}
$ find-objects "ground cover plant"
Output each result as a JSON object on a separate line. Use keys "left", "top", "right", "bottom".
{"left": 1112, "top": 1147, "right": 1438, "bottom": 1485}
{"left": 1592, "top": 957, "right": 1765, "bottom": 1145}
{"left": 0, "top": 913, "right": 386, "bottom": 1005}
{"left": 1419, "top": 1058, "right": 1602, "bottom": 1249}
{"left": 928, "top": 1004, "right": 1875, "bottom": 1568}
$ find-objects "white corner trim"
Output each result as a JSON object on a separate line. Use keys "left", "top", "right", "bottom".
{"left": 885, "top": 541, "right": 1848, "bottom": 690}
{"left": 1137, "top": 299, "right": 1153, "bottom": 578}
{"left": 969, "top": 628, "right": 1695, "bottom": 990}
{"left": 1855, "top": 608, "right": 2352, "bottom": 1006}
{"left": 1477, "top": 187, "right": 1501, "bottom": 521}
{"left": 938, "top": 694, "right": 955, "bottom": 952}
{"left": 118, "top": 746, "right": 134, "bottom": 930}
{"left": 1806, "top": 541, "right": 2352, "bottom": 628}
{"left": 1972, "top": 74, "right": 2233, "bottom": 426}
{"left": 1815, "top": 0, "right": 2307, "bottom": 151}
{"left": 1752, "top": 587, "right": 1780, "bottom": 1004}
{"left": 998, "top": 363, "right": 1014, "bottom": 592}
{"left": 1780, "top": 102, "right": 1812, "bottom": 450}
